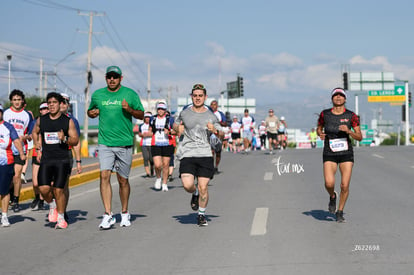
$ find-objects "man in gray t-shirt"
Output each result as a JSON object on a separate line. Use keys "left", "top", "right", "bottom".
{"left": 173, "top": 84, "right": 222, "bottom": 227}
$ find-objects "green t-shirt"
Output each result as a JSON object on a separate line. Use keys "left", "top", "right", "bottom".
{"left": 88, "top": 86, "right": 144, "bottom": 146}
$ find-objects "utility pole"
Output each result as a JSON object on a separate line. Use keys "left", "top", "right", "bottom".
{"left": 39, "top": 59, "right": 43, "bottom": 98}
{"left": 167, "top": 86, "right": 172, "bottom": 111}
{"left": 78, "top": 11, "right": 104, "bottom": 157}
{"left": 147, "top": 63, "right": 151, "bottom": 112}
{"left": 7, "top": 55, "right": 12, "bottom": 96}
{"left": 405, "top": 82, "right": 410, "bottom": 145}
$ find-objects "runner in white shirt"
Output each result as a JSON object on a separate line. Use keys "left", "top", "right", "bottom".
{"left": 258, "top": 121, "right": 267, "bottom": 151}
{"left": 240, "top": 109, "right": 255, "bottom": 153}
{"left": 230, "top": 116, "right": 241, "bottom": 153}
{"left": 3, "top": 89, "right": 33, "bottom": 212}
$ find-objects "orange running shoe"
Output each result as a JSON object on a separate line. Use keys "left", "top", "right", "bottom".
{"left": 48, "top": 207, "right": 58, "bottom": 223}
{"left": 55, "top": 216, "right": 68, "bottom": 229}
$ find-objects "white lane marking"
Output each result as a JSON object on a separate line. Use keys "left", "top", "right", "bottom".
{"left": 250, "top": 207, "right": 269, "bottom": 236}
{"left": 264, "top": 172, "right": 273, "bottom": 181}
{"left": 372, "top": 154, "right": 384, "bottom": 159}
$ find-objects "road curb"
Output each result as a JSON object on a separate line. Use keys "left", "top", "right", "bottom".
{"left": 19, "top": 157, "right": 144, "bottom": 203}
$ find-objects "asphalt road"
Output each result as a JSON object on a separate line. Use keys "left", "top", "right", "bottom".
{"left": 1, "top": 146, "right": 413, "bottom": 275}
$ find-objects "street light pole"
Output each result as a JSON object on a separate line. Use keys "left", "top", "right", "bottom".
{"left": 7, "top": 55, "right": 12, "bottom": 96}
{"left": 54, "top": 51, "right": 75, "bottom": 91}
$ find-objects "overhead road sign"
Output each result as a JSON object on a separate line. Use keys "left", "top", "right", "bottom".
{"left": 349, "top": 72, "right": 394, "bottom": 91}
{"left": 368, "top": 85, "right": 406, "bottom": 102}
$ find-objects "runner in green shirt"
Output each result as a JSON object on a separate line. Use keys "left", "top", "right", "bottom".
{"left": 88, "top": 65, "right": 144, "bottom": 229}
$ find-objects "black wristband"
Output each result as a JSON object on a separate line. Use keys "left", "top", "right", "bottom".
{"left": 76, "top": 160, "right": 82, "bottom": 163}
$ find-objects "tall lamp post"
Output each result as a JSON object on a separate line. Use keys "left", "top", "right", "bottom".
{"left": 54, "top": 51, "right": 76, "bottom": 91}
{"left": 7, "top": 55, "right": 12, "bottom": 96}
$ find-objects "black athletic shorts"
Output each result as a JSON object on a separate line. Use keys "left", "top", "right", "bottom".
{"left": 323, "top": 153, "right": 354, "bottom": 163}
{"left": 32, "top": 156, "right": 40, "bottom": 166}
{"left": 267, "top": 132, "right": 278, "bottom": 140}
{"left": 38, "top": 159, "right": 72, "bottom": 189}
{"left": 179, "top": 157, "right": 214, "bottom": 179}
{"left": 151, "top": 145, "right": 174, "bottom": 157}
{"left": 0, "top": 165, "right": 14, "bottom": 195}
{"left": 231, "top": 133, "right": 241, "bottom": 140}
{"left": 13, "top": 155, "right": 26, "bottom": 165}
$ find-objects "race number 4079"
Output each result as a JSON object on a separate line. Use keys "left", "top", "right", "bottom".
{"left": 352, "top": 244, "right": 380, "bottom": 251}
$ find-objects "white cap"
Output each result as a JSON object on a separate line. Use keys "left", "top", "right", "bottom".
{"left": 280, "top": 116, "right": 285, "bottom": 120}
{"left": 156, "top": 102, "right": 167, "bottom": 110}
{"left": 39, "top": 103, "right": 48, "bottom": 109}
{"left": 61, "top": 93, "right": 70, "bottom": 102}
{"left": 331, "top": 88, "right": 347, "bottom": 99}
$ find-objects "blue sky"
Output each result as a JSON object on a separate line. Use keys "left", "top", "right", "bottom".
{"left": 1, "top": 0, "right": 413, "bottom": 129}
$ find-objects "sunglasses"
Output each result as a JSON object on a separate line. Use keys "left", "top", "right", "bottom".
{"left": 40, "top": 108, "right": 48, "bottom": 111}
{"left": 192, "top": 84, "right": 205, "bottom": 90}
{"left": 106, "top": 73, "right": 120, "bottom": 80}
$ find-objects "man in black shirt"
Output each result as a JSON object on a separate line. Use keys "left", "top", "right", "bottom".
{"left": 32, "top": 92, "right": 79, "bottom": 229}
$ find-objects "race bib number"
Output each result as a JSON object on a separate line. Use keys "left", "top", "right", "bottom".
{"left": 269, "top": 122, "right": 276, "bottom": 127}
{"left": 329, "top": 138, "right": 348, "bottom": 152}
{"left": 44, "top": 132, "right": 60, "bottom": 144}
{"left": 155, "top": 131, "right": 169, "bottom": 146}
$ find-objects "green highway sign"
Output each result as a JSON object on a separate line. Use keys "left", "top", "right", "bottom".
{"left": 369, "top": 85, "right": 405, "bottom": 96}
{"left": 361, "top": 138, "right": 373, "bottom": 145}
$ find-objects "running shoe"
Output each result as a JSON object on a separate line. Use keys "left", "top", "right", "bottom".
{"left": 1, "top": 215, "right": 10, "bottom": 227}
{"left": 191, "top": 194, "right": 199, "bottom": 211}
{"left": 37, "top": 200, "right": 45, "bottom": 210}
{"left": 48, "top": 206, "right": 58, "bottom": 223}
{"left": 336, "top": 211, "right": 346, "bottom": 223}
{"left": 328, "top": 191, "right": 338, "bottom": 214}
{"left": 12, "top": 203, "right": 20, "bottom": 213}
{"left": 55, "top": 216, "right": 68, "bottom": 229}
{"left": 168, "top": 175, "right": 174, "bottom": 182}
{"left": 154, "top": 178, "right": 162, "bottom": 190}
{"left": 99, "top": 213, "right": 116, "bottom": 229}
{"left": 30, "top": 198, "right": 40, "bottom": 209}
{"left": 162, "top": 183, "right": 169, "bottom": 192}
{"left": 120, "top": 212, "right": 131, "bottom": 227}
{"left": 21, "top": 173, "right": 27, "bottom": 184}
{"left": 197, "top": 214, "right": 208, "bottom": 226}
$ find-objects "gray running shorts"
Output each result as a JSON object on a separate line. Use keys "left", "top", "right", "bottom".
{"left": 243, "top": 130, "right": 253, "bottom": 141}
{"left": 98, "top": 144, "right": 133, "bottom": 179}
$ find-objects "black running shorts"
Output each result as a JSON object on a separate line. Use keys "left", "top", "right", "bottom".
{"left": 179, "top": 157, "right": 214, "bottom": 179}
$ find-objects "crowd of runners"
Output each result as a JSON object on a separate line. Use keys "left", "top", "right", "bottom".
{"left": 0, "top": 65, "right": 361, "bottom": 227}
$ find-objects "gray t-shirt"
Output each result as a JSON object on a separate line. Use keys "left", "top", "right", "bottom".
{"left": 175, "top": 106, "right": 222, "bottom": 159}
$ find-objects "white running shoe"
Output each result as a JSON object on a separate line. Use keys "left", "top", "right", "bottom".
{"left": 162, "top": 183, "right": 169, "bottom": 192}
{"left": 154, "top": 178, "right": 162, "bottom": 190}
{"left": 99, "top": 213, "right": 116, "bottom": 229}
{"left": 1, "top": 215, "right": 10, "bottom": 227}
{"left": 120, "top": 212, "right": 131, "bottom": 227}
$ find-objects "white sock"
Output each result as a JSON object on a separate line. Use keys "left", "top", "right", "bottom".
{"left": 58, "top": 213, "right": 64, "bottom": 220}
{"left": 198, "top": 207, "right": 206, "bottom": 216}
{"left": 49, "top": 199, "right": 56, "bottom": 209}
{"left": 2, "top": 212, "right": 7, "bottom": 217}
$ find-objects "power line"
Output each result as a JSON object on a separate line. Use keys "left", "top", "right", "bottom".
{"left": 20, "top": 0, "right": 103, "bottom": 13}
